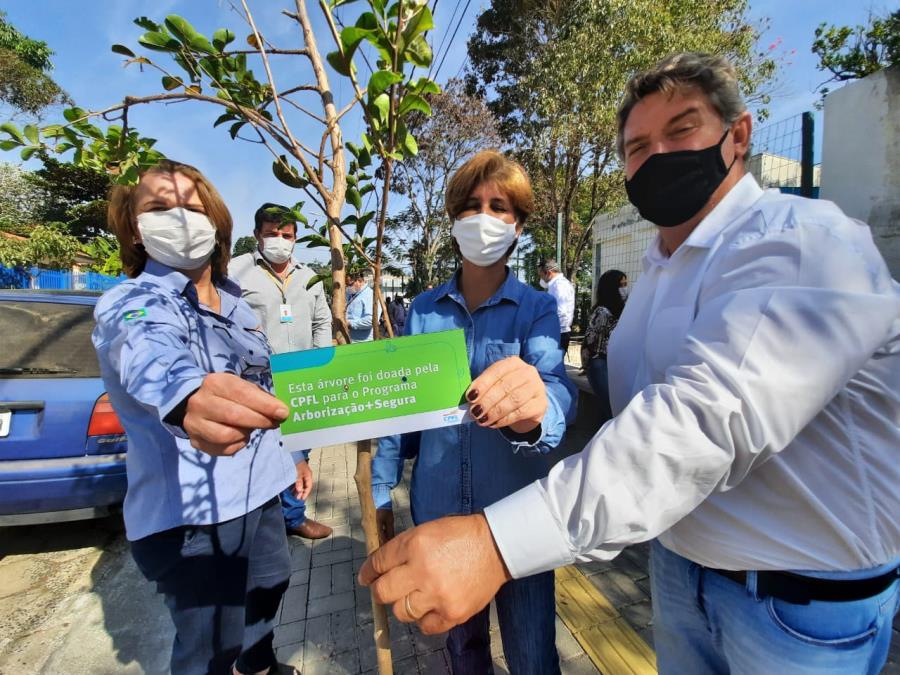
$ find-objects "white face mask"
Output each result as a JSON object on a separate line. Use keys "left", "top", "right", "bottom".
{"left": 619, "top": 286, "right": 629, "bottom": 301}
{"left": 451, "top": 213, "right": 517, "bottom": 267}
{"left": 539, "top": 278, "right": 549, "bottom": 289}
{"left": 261, "top": 236, "right": 294, "bottom": 265}
{"left": 137, "top": 207, "right": 217, "bottom": 271}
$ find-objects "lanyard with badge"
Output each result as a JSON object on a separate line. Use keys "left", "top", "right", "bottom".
{"left": 260, "top": 261, "right": 294, "bottom": 323}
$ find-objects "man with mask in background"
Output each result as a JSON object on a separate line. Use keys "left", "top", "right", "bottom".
{"left": 230, "top": 203, "right": 334, "bottom": 540}
{"left": 357, "top": 52, "right": 900, "bottom": 673}
{"left": 538, "top": 259, "right": 575, "bottom": 354}
{"left": 346, "top": 269, "right": 374, "bottom": 342}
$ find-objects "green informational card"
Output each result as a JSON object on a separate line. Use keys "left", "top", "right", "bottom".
{"left": 270, "top": 329, "right": 472, "bottom": 450}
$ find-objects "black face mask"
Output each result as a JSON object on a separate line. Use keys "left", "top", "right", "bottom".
{"left": 624, "top": 129, "right": 736, "bottom": 228}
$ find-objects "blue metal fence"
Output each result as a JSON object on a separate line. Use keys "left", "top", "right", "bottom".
{"left": 0, "top": 264, "right": 125, "bottom": 291}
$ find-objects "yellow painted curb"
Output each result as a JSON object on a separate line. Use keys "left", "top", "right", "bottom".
{"left": 556, "top": 566, "right": 657, "bottom": 674}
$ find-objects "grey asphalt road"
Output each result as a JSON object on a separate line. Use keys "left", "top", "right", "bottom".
{"left": 0, "top": 516, "right": 173, "bottom": 674}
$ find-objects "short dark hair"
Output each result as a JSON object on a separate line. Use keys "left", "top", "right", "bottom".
{"left": 254, "top": 202, "right": 294, "bottom": 233}
{"left": 617, "top": 52, "right": 748, "bottom": 160}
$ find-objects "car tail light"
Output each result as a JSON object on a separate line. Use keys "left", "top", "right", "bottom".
{"left": 88, "top": 393, "right": 125, "bottom": 436}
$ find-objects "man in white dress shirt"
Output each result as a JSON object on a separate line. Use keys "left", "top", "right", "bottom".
{"left": 538, "top": 259, "right": 576, "bottom": 353}
{"left": 179, "top": 52, "right": 899, "bottom": 673}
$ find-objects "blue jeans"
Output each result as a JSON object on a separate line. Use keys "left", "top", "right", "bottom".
{"left": 650, "top": 540, "right": 900, "bottom": 674}
{"left": 130, "top": 497, "right": 292, "bottom": 675}
{"left": 446, "top": 571, "right": 560, "bottom": 675}
{"left": 585, "top": 357, "right": 612, "bottom": 424}
{"left": 280, "top": 486, "right": 306, "bottom": 528}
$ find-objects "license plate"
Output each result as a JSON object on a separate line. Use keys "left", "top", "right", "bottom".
{"left": 0, "top": 410, "right": 10, "bottom": 438}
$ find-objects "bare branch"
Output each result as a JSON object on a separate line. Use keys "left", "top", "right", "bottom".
{"left": 222, "top": 48, "right": 309, "bottom": 56}
{"left": 234, "top": 0, "right": 333, "bottom": 198}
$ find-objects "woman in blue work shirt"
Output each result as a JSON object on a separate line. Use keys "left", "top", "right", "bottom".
{"left": 93, "top": 160, "right": 305, "bottom": 675}
{"left": 371, "top": 151, "right": 577, "bottom": 674}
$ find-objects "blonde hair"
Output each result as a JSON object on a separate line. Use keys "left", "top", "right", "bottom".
{"left": 616, "top": 52, "right": 748, "bottom": 160}
{"left": 445, "top": 150, "right": 534, "bottom": 224}
{"left": 107, "top": 159, "right": 233, "bottom": 280}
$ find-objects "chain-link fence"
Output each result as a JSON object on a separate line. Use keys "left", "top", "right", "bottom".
{"left": 748, "top": 111, "right": 820, "bottom": 197}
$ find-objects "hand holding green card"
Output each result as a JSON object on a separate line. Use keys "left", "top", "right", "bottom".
{"left": 270, "top": 329, "right": 472, "bottom": 450}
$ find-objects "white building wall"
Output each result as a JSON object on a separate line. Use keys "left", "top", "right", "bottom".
{"left": 820, "top": 67, "right": 900, "bottom": 278}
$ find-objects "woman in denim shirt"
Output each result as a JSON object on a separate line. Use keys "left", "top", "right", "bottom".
{"left": 93, "top": 160, "right": 305, "bottom": 675}
{"left": 372, "top": 151, "right": 577, "bottom": 674}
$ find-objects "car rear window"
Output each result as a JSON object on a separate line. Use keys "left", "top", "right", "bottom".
{"left": 0, "top": 300, "right": 100, "bottom": 378}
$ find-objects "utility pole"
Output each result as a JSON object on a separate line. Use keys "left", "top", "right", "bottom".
{"left": 556, "top": 212, "right": 563, "bottom": 267}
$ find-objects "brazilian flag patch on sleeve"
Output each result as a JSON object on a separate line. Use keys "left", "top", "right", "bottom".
{"left": 123, "top": 308, "right": 147, "bottom": 322}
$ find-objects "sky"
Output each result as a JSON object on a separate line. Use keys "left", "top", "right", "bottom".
{"left": 2, "top": 0, "right": 891, "bottom": 265}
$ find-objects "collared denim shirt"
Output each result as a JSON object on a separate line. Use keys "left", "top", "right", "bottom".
{"left": 346, "top": 285, "right": 374, "bottom": 342}
{"left": 92, "top": 260, "right": 296, "bottom": 541}
{"left": 371, "top": 269, "right": 578, "bottom": 524}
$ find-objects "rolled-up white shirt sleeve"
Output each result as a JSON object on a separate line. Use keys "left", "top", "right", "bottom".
{"left": 486, "top": 219, "right": 900, "bottom": 578}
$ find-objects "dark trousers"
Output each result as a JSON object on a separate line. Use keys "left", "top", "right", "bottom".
{"left": 446, "top": 571, "right": 560, "bottom": 675}
{"left": 131, "top": 497, "right": 292, "bottom": 675}
{"left": 560, "top": 331, "right": 571, "bottom": 355}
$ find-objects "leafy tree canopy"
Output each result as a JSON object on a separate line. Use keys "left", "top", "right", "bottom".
{"left": 813, "top": 10, "right": 899, "bottom": 98}
{"left": 0, "top": 11, "right": 69, "bottom": 116}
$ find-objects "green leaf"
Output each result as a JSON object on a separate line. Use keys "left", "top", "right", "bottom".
{"left": 42, "top": 125, "right": 65, "bottom": 138}
{"left": 162, "top": 76, "right": 183, "bottom": 91}
{"left": 405, "top": 35, "right": 432, "bottom": 68}
{"left": 370, "top": 93, "right": 390, "bottom": 126}
{"left": 347, "top": 187, "right": 362, "bottom": 210}
{"left": 229, "top": 121, "right": 245, "bottom": 139}
{"left": 111, "top": 44, "right": 137, "bottom": 58}
{"left": 326, "top": 50, "right": 352, "bottom": 77}
{"left": 355, "top": 12, "right": 379, "bottom": 30}
{"left": 212, "top": 28, "right": 236, "bottom": 52}
{"left": 272, "top": 156, "right": 307, "bottom": 188}
{"left": 398, "top": 93, "right": 431, "bottom": 117}
{"left": 402, "top": 5, "right": 434, "bottom": 45}
{"left": 332, "top": 0, "right": 362, "bottom": 7}
{"left": 20, "top": 146, "right": 38, "bottom": 161}
{"left": 368, "top": 70, "right": 403, "bottom": 98}
{"left": 290, "top": 209, "right": 309, "bottom": 226}
{"left": 371, "top": 0, "right": 386, "bottom": 17}
{"left": 134, "top": 17, "right": 162, "bottom": 32}
{"left": 346, "top": 173, "right": 358, "bottom": 187}
{"left": 346, "top": 141, "right": 361, "bottom": 158}
{"left": 359, "top": 183, "right": 376, "bottom": 197}
{"left": 139, "top": 31, "right": 181, "bottom": 52}
{"left": 0, "top": 139, "right": 19, "bottom": 151}
{"left": 339, "top": 26, "right": 372, "bottom": 64}
{"left": 63, "top": 107, "right": 87, "bottom": 123}
{"left": 213, "top": 113, "right": 234, "bottom": 127}
{"left": 411, "top": 77, "right": 440, "bottom": 95}
{"left": 165, "top": 15, "right": 210, "bottom": 52}
{"left": 23, "top": 125, "right": 39, "bottom": 145}
{"left": 0, "top": 123, "right": 26, "bottom": 144}
{"left": 400, "top": 130, "right": 418, "bottom": 156}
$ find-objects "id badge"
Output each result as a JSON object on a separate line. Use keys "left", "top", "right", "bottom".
{"left": 279, "top": 303, "right": 293, "bottom": 323}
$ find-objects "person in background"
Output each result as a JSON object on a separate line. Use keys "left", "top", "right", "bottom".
{"left": 357, "top": 52, "right": 900, "bottom": 675}
{"left": 389, "top": 293, "right": 407, "bottom": 336}
{"left": 94, "top": 160, "right": 299, "bottom": 675}
{"left": 581, "top": 269, "right": 627, "bottom": 423}
{"left": 538, "top": 259, "right": 575, "bottom": 354}
{"left": 346, "top": 269, "right": 373, "bottom": 342}
{"left": 371, "top": 150, "right": 577, "bottom": 674}
{"left": 229, "top": 202, "right": 333, "bottom": 540}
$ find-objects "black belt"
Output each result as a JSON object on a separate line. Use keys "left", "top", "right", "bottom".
{"left": 712, "top": 566, "right": 899, "bottom": 604}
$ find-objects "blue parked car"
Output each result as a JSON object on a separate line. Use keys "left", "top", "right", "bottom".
{"left": 0, "top": 290, "right": 127, "bottom": 525}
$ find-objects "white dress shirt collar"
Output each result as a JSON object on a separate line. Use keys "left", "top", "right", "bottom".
{"left": 644, "top": 173, "right": 765, "bottom": 270}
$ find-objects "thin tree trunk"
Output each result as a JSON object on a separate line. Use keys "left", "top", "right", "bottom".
{"left": 353, "top": 439, "right": 393, "bottom": 675}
